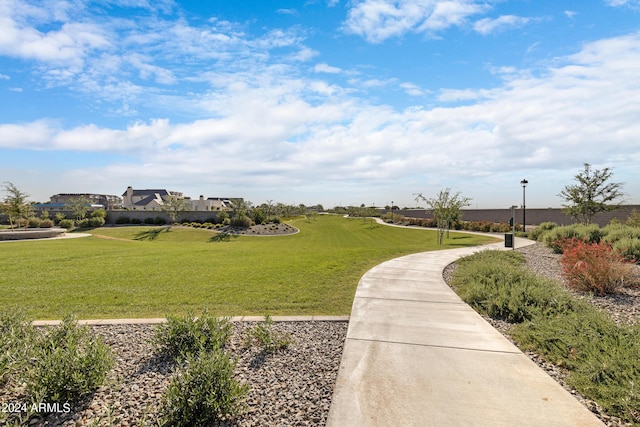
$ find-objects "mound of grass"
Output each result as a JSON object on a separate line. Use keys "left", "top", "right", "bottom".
{"left": 0, "top": 215, "right": 496, "bottom": 319}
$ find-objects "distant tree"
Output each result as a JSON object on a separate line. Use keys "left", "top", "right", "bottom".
{"left": 161, "top": 194, "right": 188, "bottom": 225}
{"left": 1, "top": 182, "right": 30, "bottom": 229}
{"left": 68, "top": 196, "right": 91, "bottom": 221}
{"left": 558, "top": 163, "right": 625, "bottom": 225}
{"left": 416, "top": 189, "right": 471, "bottom": 245}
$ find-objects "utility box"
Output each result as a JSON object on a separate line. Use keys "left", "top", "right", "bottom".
{"left": 505, "top": 233, "right": 514, "bottom": 248}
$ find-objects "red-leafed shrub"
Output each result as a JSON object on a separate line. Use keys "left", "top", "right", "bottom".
{"left": 559, "top": 238, "right": 634, "bottom": 295}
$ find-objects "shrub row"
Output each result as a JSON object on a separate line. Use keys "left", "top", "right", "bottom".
{"left": 451, "top": 251, "right": 640, "bottom": 424}
{"left": 533, "top": 222, "right": 640, "bottom": 263}
{"left": 404, "top": 217, "right": 519, "bottom": 233}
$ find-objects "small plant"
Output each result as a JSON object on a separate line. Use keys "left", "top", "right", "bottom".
{"left": 39, "top": 218, "right": 54, "bottom": 228}
{"left": 89, "top": 217, "right": 105, "bottom": 227}
{"left": 160, "top": 350, "right": 248, "bottom": 426}
{"left": 244, "top": 315, "right": 293, "bottom": 353}
{"left": 58, "top": 219, "right": 74, "bottom": 229}
{"left": 559, "top": 238, "right": 634, "bottom": 295}
{"left": 0, "top": 308, "right": 36, "bottom": 385}
{"left": 152, "top": 311, "right": 232, "bottom": 361}
{"left": 25, "top": 315, "right": 113, "bottom": 404}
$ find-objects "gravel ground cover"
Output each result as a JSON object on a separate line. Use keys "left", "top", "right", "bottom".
{"left": 0, "top": 321, "right": 347, "bottom": 426}
{"left": 444, "top": 242, "right": 640, "bottom": 427}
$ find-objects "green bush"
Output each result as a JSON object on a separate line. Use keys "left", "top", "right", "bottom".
{"left": 28, "top": 217, "right": 41, "bottom": 228}
{"left": 529, "top": 221, "right": 558, "bottom": 241}
{"left": 89, "top": 217, "right": 105, "bottom": 227}
{"left": 25, "top": 316, "right": 113, "bottom": 405}
{"left": 160, "top": 350, "right": 248, "bottom": 426}
{"left": 115, "top": 216, "right": 130, "bottom": 224}
{"left": 152, "top": 311, "right": 232, "bottom": 361}
{"left": 154, "top": 216, "right": 167, "bottom": 225}
{"left": 215, "top": 210, "right": 229, "bottom": 224}
{"left": 612, "top": 238, "right": 640, "bottom": 264}
{"left": 512, "top": 310, "right": 640, "bottom": 423}
{"left": 244, "top": 315, "right": 293, "bottom": 354}
{"left": 541, "top": 224, "right": 602, "bottom": 253}
{"left": 451, "top": 250, "right": 578, "bottom": 322}
{"left": 58, "top": 219, "right": 74, "bottom": 229}
{"left": 40, "top": 219, "right": 54, "bottom": 228}
{"left": 131, "top": 218, "right": 142, "bottom": 224}
{"left": 602, "top": 224, "right": 640, "bottom": 244}
{"left": 251, "top": 208, "right": 266, "bottom": 225}
{"left": 230, "top": 214, "right": 252, "bottom": 228}
{"left": 76, "top": 218, "right": 91, "bottom": 228}
{"left": 0, "top": 308, "right": 36, "bottom": 385}
{"left": 144, "top": 217, "right": 155, "bottom": 225}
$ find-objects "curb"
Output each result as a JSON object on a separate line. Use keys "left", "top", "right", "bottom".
{"left": 32, "top": 315, "right": 350, "bottom": 326}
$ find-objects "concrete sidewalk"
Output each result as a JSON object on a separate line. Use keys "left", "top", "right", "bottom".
{"left": 327, "top": 237, "right": 604, "bottom": 426}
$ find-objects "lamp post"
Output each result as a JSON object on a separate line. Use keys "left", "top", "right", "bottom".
{"left": 520, "top": 179, "right": 528, "bottom": 233}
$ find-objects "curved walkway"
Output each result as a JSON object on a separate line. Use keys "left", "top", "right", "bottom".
{"left": 327, "top": 236, "right": 604, "bottom": 426}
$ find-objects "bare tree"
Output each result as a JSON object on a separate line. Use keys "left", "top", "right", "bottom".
{"left": 558, "top": 163, "right": 625, "bottom": 225}
{"left": 416, "top": 189, "right": 471, "bottom": 245}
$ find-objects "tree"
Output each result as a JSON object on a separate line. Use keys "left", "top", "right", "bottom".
{"left": 68, "top": 196, "right": 91, "bottom": 221}
{"left": 415, "top": 189, "right": 471, "bottom": 245}
{"left": 1, "top": 182, "right": 30, "bottom": 229}
{"left": 558, "top": 163, "right": 625, "bottom": 225}
{"left": 161, "top": 194, "right": 188, "bottom": 225}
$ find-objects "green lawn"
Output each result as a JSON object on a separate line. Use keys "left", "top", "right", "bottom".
{"left": 1, "top": 215, "right": 497, "bottom": 319}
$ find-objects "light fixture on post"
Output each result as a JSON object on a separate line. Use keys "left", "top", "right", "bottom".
{"left": 520, "top": 179, "right": 528, "bottom": 233}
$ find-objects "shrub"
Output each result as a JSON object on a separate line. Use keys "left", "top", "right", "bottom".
{"left": 89, "top": 217, "right": 105, "bottom": 227}
{"left": 626, "top": 209, "right": 640, "bottom": 227}
{"left": 25, "top": 316, "right": 113, "bottom": 404}
{"left": 58, "top": 219, "right": 74, "bottom": 229}
{"left": 154, "top": 216, "right": 167, "bottom": 225}
{"left": 115, "top": 215, "right": 130, "bottom": 224}
{"left": 451, "top": 250, "right": 578, "bottom": 323}
{"left": 28, "top": 217, "right": 41, "bottom": 228}
{"left": 0, "top": 308, "right": 36, "bottom": 385}
{"left": 230, "top": 214, "right": 252, "bottom": 228}
{"left": 39, "top": 219, "right": 54, "bottom": 228}
{"left": 251, "top": 208, "right": 266, "bottom": 225}
{"left": 559, "top": 238, "right": 634, "bottom": 295}
{"left": 244, "top": 315, "right": 293, "bottom": 354}
{"left": 76, "top": 218, "right": 91, "bottom": 228}
{"left": 612, "top": 238, "right": 640, "bottom": 264}
{"left": 222, "top": 217, "right": 231, "bottom": 226}
{"left": 152, "top": 311, "right": 232, "bottom": 361}
{"left": 216, "top": 210, "right": 229, "bottom": 224}
{"left": 602, "top": 224, "right": 640, "bottom": 245}
{"left": 131, "top": 218, "right": 142, "bottom": 224}
{"left": 91, "top": 209, "right": 107, "bottom": 219}
{"left": 144, "top": 217, "right": 155, "bottom": 225}
{"left": 530, "top": 222, "right": 558, "bottom": 241}
{"left": 54, "top": 213, "right": 67, "bottom": 224}
{"left": 160, "top": 350, "right": 248, "bottom": 426}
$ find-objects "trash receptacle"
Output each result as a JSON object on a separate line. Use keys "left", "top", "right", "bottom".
{"left": 505, "top": 233, "right": 513, "bottom": 248}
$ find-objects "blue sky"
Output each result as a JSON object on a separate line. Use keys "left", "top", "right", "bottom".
{"left": 1, "top": 0, "right": 640, "bottom": 209}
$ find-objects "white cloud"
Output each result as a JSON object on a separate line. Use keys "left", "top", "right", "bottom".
{"left": 314, "top": 63, "right": 342, "bottom": 73}
{"left": 473, "top": 15, "right": 532, "bottom": 35}
{"left": 0, "top": 73, "right": 9, "bottom": 80}
{"left": 343, "top": 0, "right": 489, "bottom": 43}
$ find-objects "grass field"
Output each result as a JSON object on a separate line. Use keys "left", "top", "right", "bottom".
{"left": 0, "top": 215, "right": 497, "bottom": 319}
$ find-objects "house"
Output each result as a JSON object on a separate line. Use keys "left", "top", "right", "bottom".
{"left": 186, "top": 195, "right": 233, "bottom": 211}
{"left": 121, "top": 186, "right": 236, "bottom": 211}
{"left": 121, "top": 187, "right": 183, "bottom": 210}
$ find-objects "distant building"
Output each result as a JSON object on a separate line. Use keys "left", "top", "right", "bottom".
{"left": 37, "top": 193, "right": 122, "bottom": 211}
{"left": 185, "top": 195, "right": 233, "bottom": 211}
{"left": 121, "top": 187, "right": 183, "bottom": 210}
{"left": 121, "top": 186, "right": 235, "bottom": 211}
